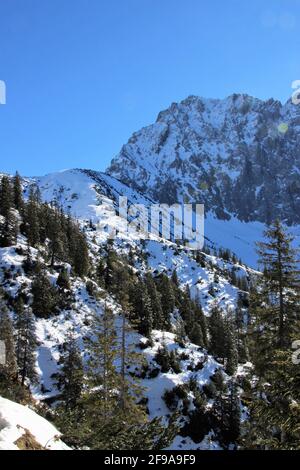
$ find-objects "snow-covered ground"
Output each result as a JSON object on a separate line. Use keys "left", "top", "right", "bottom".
{"left": 0, "top": 396, "right": 69, "bottom": 450}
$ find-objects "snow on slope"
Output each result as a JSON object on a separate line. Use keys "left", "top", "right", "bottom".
{"left": 19, "top": 168, "right": 300, "bottom": 267}
{"left": 21, "top": 168, "right": 279, "bottom": 266}
{"left": 0, "top": 396, "right": 69, "bottom": 450}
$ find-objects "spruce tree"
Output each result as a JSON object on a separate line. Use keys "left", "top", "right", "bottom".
{"left": 209, "top": 303, "right": 226, "bottom": 360}
{"left": 13, "top": 172, "right": 23, "bottom": 212}
{"left": 31, "top": 269, "right": 58, "bottom": 318}
{"left": 130, "top": 279, "right": 153, "bottom": 337}
{"left": 254, "top": 220, "right": 300, "bottom": 348}
{"left": 14, "top": 305, "right": 37, "bottom": 386}
{"left": 24, "top": 186, "right": 40, "bottom": 247}
{"left": 144, "top": 273, "right": 164, "bottom": 330}
{"left": 246, "top": 222, "right": 300, "bottom": 448}
{"left": 0, "top": 298, "right": 17, "bottom": 383}
{"left": 155, "top": 274, "right": 175, "bottom": 330}
{"left": 85, "top": 304, "right": 119, "bottom": 422}
{"left": 0, "top": 175, "right": 13, "bottom": 218}
{"left": 55, "top": 332, "right": 83, "bottom": 410}
{"left": 0, "top": 208, "right": 18, "bottom": 247}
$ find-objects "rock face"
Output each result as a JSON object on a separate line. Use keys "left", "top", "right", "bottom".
{"left": 107, "top": 94, "right": 300, "bottom": 225}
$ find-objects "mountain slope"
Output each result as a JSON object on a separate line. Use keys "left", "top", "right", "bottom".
{"left": 0, "top": 396, "right": 69, "bottom": 450}
{"left": 107, "top": 94, "right": 300, "bottom": 226}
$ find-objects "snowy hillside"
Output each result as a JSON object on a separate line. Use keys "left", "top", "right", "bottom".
{"left": 0, "top": 396, "right": 69, "bottom": 450}
{"left": 0, "top": 170, "right": 254, "bottom": 449}
{"left": 19, "top": 168, "right": 274, "bottom": 266}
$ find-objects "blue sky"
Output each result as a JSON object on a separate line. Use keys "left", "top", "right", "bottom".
{"left": 0, "top": 0, "right": 300, "bottom": 176}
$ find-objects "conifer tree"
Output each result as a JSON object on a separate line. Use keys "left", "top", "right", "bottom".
{"left": 85, "top": 304, "right": 119, "bottom": 422}
{"left": 0, "top": 208, "right": 18, "bottom": 247}
{"left": 254, "top": 220, "right": 300, "bottom": 349}
{"left": 14, "top": 304, "right": 37, "bottom": 386}
{"left": 13, "top": 172, "right": 23, "bottom": 212}
{"left": 144, "top": 273, "right": 164, "bottom": 330}
{"left": 209, "top": 303, "right": 226, "bottom": 360}
{"left": 224, "top": 319, "right": 238, "bottom": 375}
{"left": 24, "top": 186, "right": 40, "bottom": 247}
{"left": 246, "top": 222, "right": 300, "bottom": 448}
{"left": 55, "top": 332, "right": 83, "bottom": 411}
{"left": 130, "top": 279, "right": 153, "bottom": 337}
{"left": 0, "top": 175, "right": 13, "bottom": 218}
{"left": 47, "top": 205, "right": 66, "bottom": 266}
{"left": 31, "top": 269, "right": 58, "bottom": 318}
{"left": 155, "top": 274, "right": 175, "bottom": 330}
{"left": 0, "top": 298, "right": 17, "bottom": 383}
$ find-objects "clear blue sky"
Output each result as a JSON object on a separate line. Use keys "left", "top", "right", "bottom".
{"left": 0, "top": 0, "right": 300, "bottom": 176}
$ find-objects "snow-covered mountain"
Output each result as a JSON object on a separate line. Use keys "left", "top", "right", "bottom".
{"left": 107, "top": 94, "right": 300, "bottom": 227}
{"left": 17, "top": 167, "right": 297, "bottom": 268}
{"left": 0, "top": 169, "right": 253, "bottom": 449}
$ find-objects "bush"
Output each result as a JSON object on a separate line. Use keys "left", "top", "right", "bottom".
{"left": 163, "top": 385, "right": 188, "bottom": 411}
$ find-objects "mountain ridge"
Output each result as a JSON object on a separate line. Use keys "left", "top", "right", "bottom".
{"left": 107, "top": 93, "right": 300, "bottom": 225}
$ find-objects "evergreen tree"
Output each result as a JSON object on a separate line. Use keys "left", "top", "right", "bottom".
{"left": 209, "top": 303, "right": 226, "bottom": 360}
{"left": 0, "top": 175, "right": 13, "bottom": 218}
{"left": 155, "top": 274, "right": 175, "bottom": 329}
{"left": 31, "top": 269, "right": 58, "bottom": 318}
{"left": 0, "top": 208, "right": 18, "bottom": 247}
{"left": 254, "top": 220, "right": 300, "bottom": 348}
{"left": 0, "top": 298, "right": 17, "bottom": 382}
{"left": 246, "top": 222, "right": 300, "bottom": 448}
{"left": 55, "top": 332, "right": 83, "bottom": 410}
{"left": 14, "top": 305, "right": 37, "bottom": 386}
{"left": 224, "top": 319, "right": 238, "bottom": 375}
{"left": 47, "top": 205, "right": 66, "bottom": 266}
{"left": 85, "top": 304, "right": 120, "bottom": 422}
{"left": 13, "top": 172, "right": 23, "bottom": 212}
{"left": 130, "top": 279, "right": 153, "bottom": 337}
{"left": 144, "top": 273, "right": 164, "bottom": 330}
{"left": 24, "top": 186, "right": 40, "bottom": 247}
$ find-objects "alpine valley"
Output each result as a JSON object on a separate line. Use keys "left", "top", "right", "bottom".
{"left": 0, "top": 94, "right": 299, "bottom": 450}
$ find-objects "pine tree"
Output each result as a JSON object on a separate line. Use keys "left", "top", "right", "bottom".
{"left": 55, "top": 332, "right": 83, "bottom": 410}
{"left": 85, "top": 304, "right": 119, "bottom": 422}
{"left": 13, "top": 172, "right": 23, "bottom": 212}
{"left": 0, "top": 207, "right": 18, "bottom": 247}
{"left": 0, "top": 297, "right": 17, "bottom": 382}
{"left": 224, "top": 319, "right": 238, "bottom": 375}
{"left": 24, "top": 186, "right": 40, "bottom": 247}
{"left": 47, "top": 205, "right": 66, "bottom": 266}
{"left": 72, "top": 232, "right": 89, "bottom": 277}
{"left": 212, "top": 382, "right": 241, "bottom": 449}
{"left": 130, "top": 279, "right": 153, "bottom": 337}
{"left": 14, "top": 305, "right": 37, "bottom": 386}
{"left": 209, "top": 303, "right": 226, "bottom": 360}
{"left": 57, "top": 268, "right": 73, "bottom": 309}
{"left": 254, "top": 220, "right": 300, "bottom": 348}
{"left": 31, "top": 269, "right": 58, "bottom": 318}
{"left": 96, "top": 257, "right": 106, "bottom": 288}
{"left": 155, "top": 274, "right": 174, "bottom": 330}
{"left": 144, "top": 273, "right": 164, "bottom": 330}
{"left": 246, "top": 222, "right": 300, "bottom": 448}
{"left": 118, "top": 292, "right": 145, "bottom": 419}
{"left": 0, "top": 175, "right": 13, "bottom": 218}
